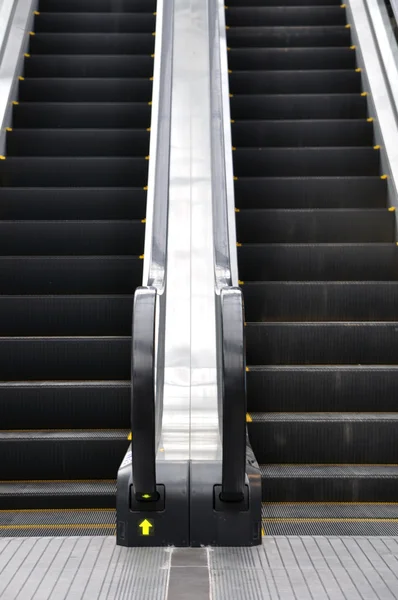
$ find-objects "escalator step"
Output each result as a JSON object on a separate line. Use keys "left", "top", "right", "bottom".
{"left": 247, "top": 366, "right": 398, "bottom": 412}
{"left": 230, "top": 94, "right": 367, "bottom": 120}
{"left": 18, "top": 78, "right": 152, "bottom": 102}
{"left": 0, "top": 257, "right": 142, "bottom": 294}
{"left": 250, "top": 413, "right": 398, "bottom": 464}
{"left": 0, "top": 431, "right": 129, "bottom": 479}
{"left": 226, "top": 7, "right": 347, "bottom": 26}
{"left": 0, "top": 480, "right": 117, "bottom": 510}
{"left": 238, "top": 243, "right": 398, "bottom": 281}
{"left": 13, "top": 102, "right": 151, "bottom": 129}
{"left": 0, "top": 157, "right": 148, "bottom": 186}
{"left": 30, "top": 33, "right": 155, "bottom": 54}
{"left": 228, "top": 48, "right": 356, "bottom": 70}
{"left": 0, "top": 296, "right": 134, "bottom": 336}
{"left": 0, "top": 188, "right": 146, "bottom": 219}
{"left": 7, "top": 130, "right": 150, "bottom": 157}
{"left": 234, "top": 177, "right": 387, "bottom": 208}
{"left": 34, "top": 13, "right": 155, "bottom": 34}
{"left": 230, "top": 70, "right": 361, "bottom": 94}
{"left": 236, "top": 209, "right": 394, "bottom": 243}
{"left": 0, "top": 221, "right": 144, "bottom": 255}
{"left": 246, "top": 322, "right": 398, "bottom": 364}
{"left": 260, "top": 465, "right": 398, "bottom": 502}
{"left": 39, "top": 0, "right": 157, "bottom": 11}
{"left": 226, "top": 0, "right": 343, "bottom": 6}
{"left": 24, "top": 55, "right": 154, "bottom": 78}
{"left": 243, "top": 281, "right": 398, "bottom": 321}
{"left": 0, "top": 337, "right": 131, "bottom": 380}
{"left": 234, "top": 147, "right": 380, "bottom": 177}
{"left": 227, "top": 26, "right": 351, "bottom": 48}
{"left": 232, "top": 120, "right": 373, "bottom": 147}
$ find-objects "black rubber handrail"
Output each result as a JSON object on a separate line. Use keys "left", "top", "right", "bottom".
{"left": 131, "top": 286, "right": 158, "bottom": 501}
{"left": 219, "top": 287, "right": 247, "bottom": 502}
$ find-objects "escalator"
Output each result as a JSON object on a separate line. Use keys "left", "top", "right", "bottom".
{"left": 226, "top": 0, "right": 398, "bottom": 534}
{"left": 0, "top": 0, "right": 155, "bottom": 536}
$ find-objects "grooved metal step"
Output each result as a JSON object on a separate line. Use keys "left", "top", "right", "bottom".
{"left": 30, "top": 33, "right": 155, "bottom": 54}
{"left": 0, "top": 508, "right": 116, "bottom": 536}
{"left": 247, "top": 366, "right": 398, "bottom": 412}
{"left": 227, "top": 26, "right": 351, "bottom": 47}
{"left": 18, "top": 78, "right": 152, "bottom": 102}
{"left": 39, "top": 0, "right": 156, "bottom": 11}
{"left": 7, "top": 130, "right": 150, "bottom": 157}
{"left": 230, "top": 70, "right": 361, "bottom": 94}
{"left": 13, "top": 102, "right": 151, "bottom": 128}
{"left": 226, "top": 7, "right": 348, "bottom": 27}
{"left": 0, "top": 381, "right": 129, "bottom": 429}
{"left": 0, "top": 188, "right": 146, "bottom": 219}
{"left": 34, "top": 13, "right": 155, "bottom": 34}
{"left": 24, "top": 55, "right": 154, "bottom": 77}
{"left": 236, "top": 209, "right": 394, "bottom": 243}
{"left": 250, "top": 413, "right": 398, "bottom": 464}
{"left": 229, "top": 47, "right": 356, "bottom": 70}
{"left": 243, "top": 281, "right": 398, "bottom": 321}
{"left": 0, "top": 431, "right": 130, "bottom": 480}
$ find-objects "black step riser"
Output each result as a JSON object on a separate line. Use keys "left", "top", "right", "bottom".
{"left": 246, "top": 323, "right": 398, "bottom": 365}
{"left": 247, "top": 368, "right": 398, "bottom": 412}
{"left": 34, "top": 14, "right": 155, "bottom": 34}
{"left": 227, "top": 27, "right": 351, "bottom": 47}
{"left": 7, "top": 130, "right": 150, "bottom": 157}
{"left": 39, "top": 0, "right": 157, "bottom": 12}
{"left": 13, "top": 103, "right": 151, "bottom": 129}
{"left": 24, "top": 55, "right": 153, "bottom": 78}
{"left": 19, "top": 79, "right": 152, "bottom": 103}
{"left": 0, "top": 494, "right": 116, "bottom": 510}
{"left": 230, "top": 71, "right": 361, "bottom": 94}
{"left": 0, "top": 384, "right": 129, "bottom": 429}
{"left": 243, "top": 283, "right": 398, "bottom": 321}
{"left": 0, "top": 158, "right": 148, "bottom": 186}
{"left": 0, "top": 297, "right": 133, "bottom": 336}
{"left": 226, "top": 7, "right": 347, "bottom": 26}
{"left": 227, "top": 0, "right": 342, "bottom": 6}
{"left": 0, "top": 258, "right": 142, "bottom": 294}
{"left": 236, "top": 210, "right": 393, "bottom": 243}
{"left": 250, "top": 421, "right": 398, "bottom": 464}
{"left": 0, "top": 189, "right": 146, "bottom": 219}
{"left": 239, "top": 245, "right": 398, "bottom": 281}
{"left": 262, "top": 478, "right": 398, "bottom": 502}
{"left": 0, "top": 339, "right": 131, "bottom": 380}
{"left": 30, "top": 33, "right": 155, "bottom": 54}
{"left": 234, "top": 148, "right": 380, "bottom": 177}
{"left": 229, "top": 48, "right": 355, "bottom": 70}
{"left": 235, "top": 177, "right": 387, "bottom": 208}
{"left": 0, "top": 441, "right": 129, "bottom": 479}
{"left": 230, "top": 95, "right": 367, "bottom": 120}
{"left": 232, "top": 121, "right": 374, "bottom": 148}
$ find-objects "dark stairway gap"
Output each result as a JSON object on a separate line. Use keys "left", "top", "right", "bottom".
{"left": 226, "top": 0, "right": 398, "bottom": 530}
{"left": 0, "top": 0, "right": 155, "bottom": 523}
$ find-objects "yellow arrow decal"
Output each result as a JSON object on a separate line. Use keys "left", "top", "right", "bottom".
{"left": 138, "top": 518, "right": 154, "bottom": 536}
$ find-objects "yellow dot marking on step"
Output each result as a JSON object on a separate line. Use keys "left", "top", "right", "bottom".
{"left": 151, "top": 54, "right": 155, "bottom": 58}
{"left": 232, "top": 147, "right": 236, "bottom": 151}
{"left": 355, "top": 68, "right": 361, "bottom": 72}
{"left": 235, "top": 208, "right": 240, "bottom": 213}
{"left": 231, "top": 119, "right": 235, "bottom": 124}
{"left": 147, "top": 128, "right": 151, "bottom": 132}
{"left": 29, "top": 31, "right": 35, "bottom": 36}
{"left": 388, "top": 207, "right": 395, "bottom": 211}
{"left": 238, "top": 280, "right": 244, "bottom": 285}
{"left": 148, "top": 102, "right": 152, "bottom": 106}
{"left": 143, "top": 186, "right": 148, "bottom": 190}
{"left": 236, "top": 242, "right": 242, "bottom": 247}
{"left": 34, "top": 10, "right": 40, "bottom": 15}
{"left": 145, "top": 156, "right": 150, "bottom": 160}
{"left": 374, "top": 145, "right": 381, "bottom": 150}
{"left": 234, "top": 176, "right": 238, "bottom": 181}
{"left": 141, "top": 218, "right": 147, "bottom": 223}
{"left": 361, "top": 92, "right": 368, "bottom": 96}
{"left": 345, "top": 23, "right": 351, "bottom": 28}
{"left": 139, "top": 254, "right": 144, "bottom": 260}
{"left": 367, "top": 117, "right": 374, "bottom": 122}
{"left": 152, "top": 32, "right": 156, "bottom": 36}
{"left": 341, "top": 3, "right": 346, "bottom": 6}
{"left": 350, "top": 45, "right": 356, "bottom": 50}
{"left": 6, "top": 128, "right": 12, "bottom": 132}
{"left": 229, "top": 94, "right": 234, "bottom": 98}
{"left": 24, "top": 53, "right": 30, "bottom": 58}
{"left": 0, "top": 156, "right": 6, "bottom": 160}
{"left": 381, "top": 174, "right": 388, "bottom": 179}
{"left": 18, "top": 76, "right": 25, "bottom": 81}
{"left": 127, "top": 432, "right": 132, "bottom": 441}
{"left": 246, "top": 414, "right": 252, "bottom": 423}
{"left": 12, "top": 101, "right": 19, "bottom": 105}
{"left": 246, "top": 366, "right": 250, "bottom": 372}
